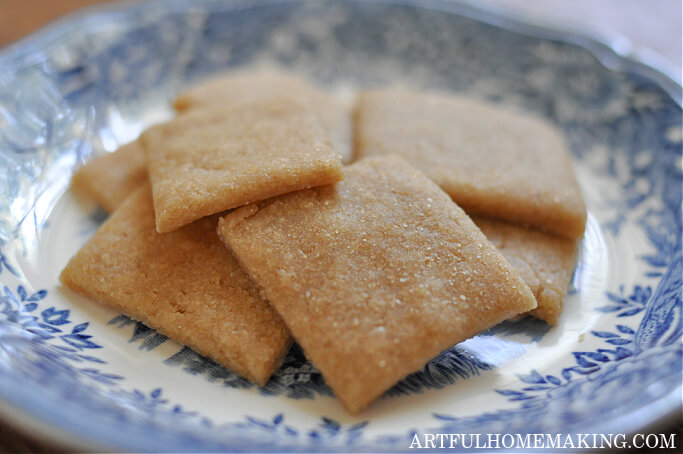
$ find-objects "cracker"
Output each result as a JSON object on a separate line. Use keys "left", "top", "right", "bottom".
{"left": 60, "top": 184, "right": 291, "bottom": 386}
{"left": 354, "top": 88, "right": 586, "bottom": 239}
{"left": 174, "top": 69, "right": 352, "bottom": 163}
{"left": 218, "top": 155, "right": 536, "bottom": 412}
{"left": 71, "top": 141, "right": 147, "bottom": 213}
{"left": 141, "top": 98, "right": 344, "bottom": 233}
{"left": 473, "top": 217, "right": 579, "bottom": 325}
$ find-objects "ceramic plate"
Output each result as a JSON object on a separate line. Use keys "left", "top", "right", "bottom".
{"left": 0, "top": 0, "right": 680, "bottom": 451}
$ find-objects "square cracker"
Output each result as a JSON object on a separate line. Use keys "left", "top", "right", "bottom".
{"left": 473, "top": 217, "right": 579, "bottom": 325}
{"left": 173, "top": 69, "right": 352, "bottom": 163}
{"left": 218, "top": 155, "right": 536, "bottom": 412}
{"left": 71, "top": 141, "right": 147, "bottom": 213}
{"left": 60, "top": 184, "right": 292, "bottom": 386}
{"left": 141, "top": 97, "right": 344, "bottom": 233}
{"left": 354, "top": 88, "right": 586, "bottom": 239}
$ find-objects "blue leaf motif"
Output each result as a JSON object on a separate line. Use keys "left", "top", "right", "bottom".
{"left": 23, "top": 302, "right": 37, "bottom": 312}
{"left": 606, "top": 292, "right": 628, "bottom": 304}
{"left": 510, "top": 396, "right": 535, "bottom": 401}
{"left": 571, "top": 367, "right": 599, "bottom": 375}
{"left": 518, "top": 369, "right": 546, "bottom": 384}
{"left": 496, "top": 389, "right": 524, "bottom": 396}
{"left": 606, "top": 338, "right": 632, "bottom": 345}
{"left": 616, "top": 324, "right": 635, "bottom": 335}
{"left": 273, "top": 414, "right": 283, "bottom": 425}
{"left": 151, "top": 388, "right": 162, "bottom": 399}
{"left": 77, "top": 355, "right": 106, "bottom": 364}
{"left": 591, "top": 331, "right": 619, "bottom": 338}
{"left": 27, "top": 289, "right": 47, "bottom": 302}
{"left": 522, "top": 385, "right": 550, "bottom": 391}
{"left": 321, "top": 417, "right": 340, "bottom": 432}
{"left": 41, "top": 307, "right": 70, "bottom": 325}
{"left": 572, "top": 353, "right": 597, "bottom": 368}
{"left": 618, "top": 308, "right": 644, "bottom": 317}
{"left": 642, "top": 255, "right": 667, "bottom": 267}
{"left": 561, "top": 366, "right": 596, "bottom": 380}
{"left": 17, "top": 285, "right": 27, "bottom": 301}
{"left": 246, "top": 417, "right": 272, "bottom": 429}
{"left": 545, "top": 375, "right": 562, "bottom": 386}
{"left": 629, "top": 286, "right": 652, "bottom": 303}
{"left": 584, "top": 352, "right": 610, "bottom": 362}
{"left": 79, "top": 369, "right": 123, "bottom": 384}
{"left": 61, "top": 333, "right": 102, "bottom": 350}
{"left": 433, "top": 414, "right": 458, "bottom": 421}
{"left": 36, "top": 322, "right": 62, "bottom": 334}
{"left": 72, "top": 322, "right": 89, "bottom": 334}
{"left": 613, "top": 347, "right": 634, "bottom": 359}
{"left": 595, "top": 305, "right": 622, "bottom": 313}
{"left": 0, "top": 253, "right": 20, "bottom": 276}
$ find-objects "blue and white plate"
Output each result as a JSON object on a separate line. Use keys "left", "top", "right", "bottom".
{"left": 0, "top": 0, "right": 680, "bottom": 451}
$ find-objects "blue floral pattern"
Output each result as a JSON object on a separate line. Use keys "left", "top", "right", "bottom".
{"left": 597, "top": 285, "right": 649, "bottom": 317}
{"left": 0, "top": 250, "right": 19, "bottom": 277}
{"left": 4, "top": 285, "right": 86, "bottom": 345}
{"left": 110, "top": 314, "right": 493, "bottom": 399}
{"left": 0, "top": 284, "right": 121, "bottom": 383}
{"left": 0, "top": 0, "right": 680, "bottom": 451}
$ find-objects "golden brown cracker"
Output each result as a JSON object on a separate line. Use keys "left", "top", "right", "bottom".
{"left": 174, "top": 69, "right": 352, "bottom": 163}
{"left": 218, "top": 155, "right": 536, "bottom": 412}
{"left": 71, "top": 141, "right": 147, "bottom": 213}
{"left": 60, "top": 184, "right": 292, "bottom": 385}
{"left": 141, "top": 98, "right": 344, "bottom": 233}
{"left": 354, "top": 88, "right": 586, "bottom": 239}
{"left": 474, "top": 217, "right": 579, "bottom": 325}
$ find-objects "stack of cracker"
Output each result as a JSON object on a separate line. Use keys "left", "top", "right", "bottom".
{"left": 63, "top": 69, "right": 584, "bottom": 413}
{"left": 354, "top": 88, "right": 585, "bottom": 325}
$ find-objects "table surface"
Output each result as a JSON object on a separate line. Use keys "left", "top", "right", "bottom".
{"left": 0, "top": 0, "right": 680, "bottom": 452}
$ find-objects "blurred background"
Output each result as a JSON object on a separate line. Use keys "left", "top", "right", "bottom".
{"left": 0, "top": 0, "right": 680, "bottom": 452}
{"left": 476, "top": 0, "right": 682, "bottom": 83}
{"left": 0, "top": 0, "right": 680, "bottom": 81}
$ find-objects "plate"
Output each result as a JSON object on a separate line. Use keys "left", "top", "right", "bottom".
{"left": 0, "top": 0, "right": 680, "bottom": 451}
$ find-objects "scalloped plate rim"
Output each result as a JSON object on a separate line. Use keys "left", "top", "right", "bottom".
{"left": 0, "top": 0, "right": 680, "bottom": 105}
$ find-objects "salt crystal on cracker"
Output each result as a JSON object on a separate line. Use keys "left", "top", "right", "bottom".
{"left": 71, "top": 141, "right": 147, "bottom": 213}
{"left": 174, "top": 69, "right": 352, "bottom": 163}
{"left": 218, "top": 155, "right": 536, "bottom": 412}
{"left": 141, "top": 97, "right": 344, "bottom": 233}
{"left": 60, "top": 184, "right": 291, "bottom": 385}
{"left": 474, "top": 217, "right": 579, "bottom": 325}
{"left": 354, "top": 88, "right": 586, "bottom": 239}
